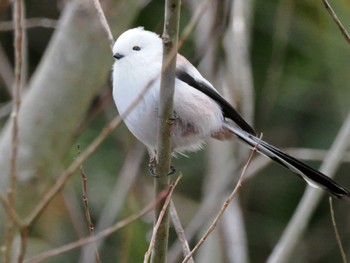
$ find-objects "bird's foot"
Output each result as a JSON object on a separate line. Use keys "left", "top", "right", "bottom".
{"left": 148, "top": 158, "right": 176, "bottom": 177}
{"left": 168, "top": 165, "right": 176, "bottom": 175}
{"left": 148, "top": 157, "right": 158, "bottom": 177}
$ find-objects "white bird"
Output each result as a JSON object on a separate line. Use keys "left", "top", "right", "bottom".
{"left": 112, "top": 27, "right": 350, "bottom": 201}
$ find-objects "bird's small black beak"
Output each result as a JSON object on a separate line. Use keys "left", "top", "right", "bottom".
{"left": 113, "top": 53, "right": 124, "bottom": 60}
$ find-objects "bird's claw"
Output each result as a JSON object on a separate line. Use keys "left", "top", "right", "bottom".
{"left": 148, "top": 160, "right": 176, "bottom": 177}
{"left": 168, "top": 165, "right": 176, "bottom": 175}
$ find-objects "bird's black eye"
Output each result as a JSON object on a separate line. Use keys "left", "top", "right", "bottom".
{"left": 132, "top": 45, "right": 141, "bottom": 51}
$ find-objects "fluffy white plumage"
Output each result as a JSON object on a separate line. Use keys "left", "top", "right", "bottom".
{"left": 112, "top": 27, "right": 350, "bottom": 201}
{"left": 112, "top": 27, "right": 224, "bottom": 155}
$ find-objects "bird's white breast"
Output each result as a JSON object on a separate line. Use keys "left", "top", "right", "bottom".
{"left": 112, "top": 58, "right": 225, "bottom": 154}
{"left": 113, "top": 59, "right": 161, "bottom": 149}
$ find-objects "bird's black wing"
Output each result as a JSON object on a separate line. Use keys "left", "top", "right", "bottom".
{"left": 176, "top": 69, "right": 257, "bottom": 136}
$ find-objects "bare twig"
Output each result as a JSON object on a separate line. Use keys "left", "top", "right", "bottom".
{"left": 329, "top": 197, "right": 348, "bottom": 263}
{"left": 4, "top": 0, "right": 25, "bottom": 261}
{"left": 91, "top": 0, "right": 114, "bottom": 49}
{"left": 144, "top": 176, "right": 182, "bottom": 263}
{"left": 79, "top": 141, "right": 145, "bottom": 262}
{"left": 9, "top": 0, "right": 24, "bottom": 217}
{"left": 322, "top": 0, "right": 350, "bottom": 45}
{"left": 24, "top": 188, "right": 170, "bottom": 263}
{"left": 0, "top": 18, "right": 57, "bottom": 31}
{"left": 24, "top": 114, "right": 123, "bottom": 225}
{"left": 0, "top": 194, "right": 23, "bottom": 227}
{"left": 79, "top": 148, "right": 95, "bottom": 235}
{"left": 78, "top": 145, "right": 100, "bottom": 263}
{"left": 170, "top": 201, "right": 194, "bottom": 263}
{"left": 181, "top": 139, "right": 259, "bottom": 263}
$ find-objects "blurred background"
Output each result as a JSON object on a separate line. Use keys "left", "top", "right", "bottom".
{"left": 0, "top": 0, "right": 350, "bottom": 262}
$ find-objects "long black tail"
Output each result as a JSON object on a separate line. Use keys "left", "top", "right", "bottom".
{"left": 224, "top": 122, "right": 350, "bottom": 201}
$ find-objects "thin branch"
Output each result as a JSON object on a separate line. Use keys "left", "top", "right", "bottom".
{"left": 24, "top": 188, "right": 171, "bottom": 263}
{"left": 0, "top": 18, "right": 57, "bottom": 31}
{"left": 170, "top": 201, "right": 194, "bottom": 263}
{"left": 151, "top": 0, "right": 181, "bottom": 262}
{"left": 79, "top": 141, "right": 145, "bottom": 262}
{"left": 78, "top": 145, "right": 100, "bottom": 263}
{"left": 144, "top": 176, "right": 182, "bottom": 263}
{"left": 0, "top": 193, "right": 23, "bottom": 227}
{"left": 5, "top": 0, "right": 24, "bottom": 261}
{"left": 9, "top": 0, "right": 24, "bottom": 216}
{"left": 24, "top": 114, "right": 123, "bottom": 225}
{"left": 322, "top": 0, "right": 350, "bottom": 45}
{"left": 91, "top": 0, "right": 114, "bottom": 49}
{"left": 181, "top": 139, "right": 259, "bottom": 263}
{"left": 329, "top": 197, "right": 348, "bottom": 263}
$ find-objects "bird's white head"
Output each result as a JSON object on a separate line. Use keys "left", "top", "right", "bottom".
{"left": 112, "top": 27, "right": 162, "bottom": 63}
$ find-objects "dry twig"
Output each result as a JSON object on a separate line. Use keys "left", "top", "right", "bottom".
{"left": 144, "top": 176, "right": 182, "bottom": 263}
{"left": 78, "top": 145, "right": 100, "bottom": 263}
{"left": 329, "top": 197, "right": 348, "bottom": 263}
{"left": 0, "top": 18, "right": 57, "bottom": 31}
{"left": 91, "top": 0, "right": 114, "bottom": 49}
{"left": 170, "top": 201, "right": 194, "bottom": 263}
{"left": 79, "top": 142, "right": 145, "bottom": 262}
{"left": 4, "top": 0, "right": 25, "bottom": 261}
{"left": 24, "top": 188, "right": 171, "bottom": 263}
{"left": 322, "top": 0, "right": 350, "bottom": 45}
{"left": 181, "top": 138, "right": 259, "bottom": 263}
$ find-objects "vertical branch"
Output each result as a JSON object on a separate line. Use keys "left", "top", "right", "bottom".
{"left": 4, "top": 0, "right": 24, "bottom": 261}
{"left": 10, "top": 0, "right": 24, "bottom": 196}
{"left": 152, "top": 0, "right": 181, "bottom": 262}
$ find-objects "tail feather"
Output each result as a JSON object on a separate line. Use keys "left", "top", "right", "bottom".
{"left": 223, "top": 122, "right": 350, "bottom": 201}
